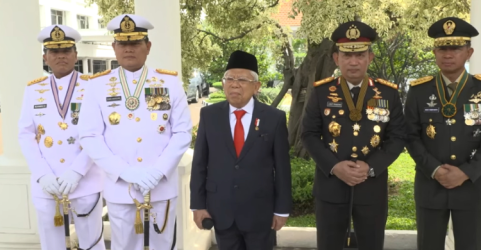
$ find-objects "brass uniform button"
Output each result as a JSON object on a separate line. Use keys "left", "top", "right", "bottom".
{"left": 137, "top": 138, "right": 142, "bottom": 143}
{"left": 354, "top": 132, "right": 359, "bottom": 136}
{"left": 137, "top": 157, "right": 142, "bottom": 162}
{"left": 59, "top": 86, "right": 63, "bottom": 91}
{"left": 451, "top": 155, "right": 456, "bottom": 160}
{"left": 352, "top": 146, "right": 357, "bottom": 152}
{"left": 60, "top": 158, "right": 65, "bottom": 163}
{"left": 135, "top": 117, "right": 140, "bottom": 122}
{"left": 58, "top": 140, "right": 63, "bottom": 145}
{"left": 451, "top": 136, "right": 456, "bottom": 142}
{"left": 451, "top": 119, "right": 456, "bottom": 124}
{"left": 339, "top": 110, "right": 344, "bottom": 115}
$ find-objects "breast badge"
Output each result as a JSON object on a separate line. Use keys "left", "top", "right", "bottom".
{"left": 366, "top": 99, "right": 390, "bottom": 123}
{"left": 469, "top": 92, "right": 481, "bottom": 104}
{"left": 58, "top": 122, "right": 68, "bottom": 130}
{"left": 151, "top": 113, "right": 158, "bottom": 121}
{"left": 329, "top": 139, "right": 339, "bottom": 153}
{"left": 352, "top": 123, "right": 361, "bottom": 136}
{"left": 36, "top": 124, "right": 45, "bottom": 144}
{"left": 370, "top": 135, "right": 380, "bottom": 148}
{"left": 328, "top": 121, "right": 341, "bottom": 137}
{"left": 109, "top": 112, "right": 121, "bottom": 125}
{"left": 426, "top": 119, "right": 436, "bottom": 139}
{"left": 163, "top": 113, "right": 168, "bottom": 121}
{"left": 158, "top": 125, "right": 165, "bottom": 133}
{"left": 362, "top": 146, "right": 370, "bottom": 156}
{"left": 145, "top": 88, "right": 171, "bottom": 111}
{"left": 44, "top": 136, "right": 53, "bottom": 148}
{"left": 427, "top": 94, "right": 438, "bottom": 107}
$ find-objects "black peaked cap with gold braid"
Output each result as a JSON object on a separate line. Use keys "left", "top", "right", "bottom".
{"left": 331, "top": 21, "right": 378, "bottom": 52}
{"left": 428, "top": 17, "right": 479, "bottom": 47}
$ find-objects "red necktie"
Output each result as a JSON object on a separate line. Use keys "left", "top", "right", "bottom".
{"left": 233, "top": 110, "right": 247, "bottom": 157}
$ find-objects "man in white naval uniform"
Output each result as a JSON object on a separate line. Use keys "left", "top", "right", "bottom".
{"left": 18, "top": 25, "right": 105, "bottom": 250}
{"left": 78, "top": 14, "right": 192, "bottom": 250}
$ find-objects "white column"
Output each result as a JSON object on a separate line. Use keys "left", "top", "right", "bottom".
{"left": 135, "top": 0, "right": 182, "bottom": 79}
{"left": 82, "top": 58, "right": 89, "bottom": 74}
{"left": 0, "top": 0, "right": 43, "bottom": 249}
{"left": 106, "top": 59, "right": 112, "bottom": 70}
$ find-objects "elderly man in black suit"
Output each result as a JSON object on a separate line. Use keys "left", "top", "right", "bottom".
{"left": 190, "top": 50, "right": 292, "bottom": 250}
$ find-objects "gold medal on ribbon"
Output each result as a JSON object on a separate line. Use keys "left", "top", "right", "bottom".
{"left": 109, "top": 112, "right": 121, "bottom": 125}
{"left": 328, "top": 121, "right": 341, "bottom": 137}
{"left": 44, "top": 136, "right": 53, "bottom": 148}
{"left": 58, "top": 122, "right": 68, "bottom": 130}
{"left": 340, "top": 76, "right": 369, "bottom": 122}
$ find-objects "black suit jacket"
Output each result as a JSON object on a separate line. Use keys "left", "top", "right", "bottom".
{"left": 190, "top": 98, "right": 292, "bottom": 232}
{"left": 301, "top": 77, "right": 406, "bottom": 205}
{"left": 405, "top": 75, "right": 481, "bottom": 210}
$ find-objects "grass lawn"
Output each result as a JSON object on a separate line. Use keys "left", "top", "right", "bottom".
{"left": 286, "top": 152, "right": 417, "bottom": 230}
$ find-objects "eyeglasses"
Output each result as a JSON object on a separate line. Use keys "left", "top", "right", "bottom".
{"left": 222, "top": 77, "right": 257, "bottom": 85}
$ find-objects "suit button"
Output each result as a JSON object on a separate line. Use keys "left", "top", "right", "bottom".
{"left": 451, "top": 155, "right": 456, "bottom": 160}
{"left": 138, "top": 157, "right": 143, "bottom": 162}
{"left": 451, "top": 136, "right": 456, "bottom": 142}
{"left": 235, "top": 165, "right": 239, "bottom": 170}
{"left": 137, "top": 137, "right": 142, "bottom": 143}
{"left": 60, "top": 158, "right": 65, "bottom": 163}
{"left": 234, "top": 185, "right": 238, "bottom": 189}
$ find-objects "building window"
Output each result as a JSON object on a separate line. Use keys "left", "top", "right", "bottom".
{"left": 51, "top": 10, "right": 64, "bottom": 25}
{"left": 111, "top": 60, "right": 119, "bottom": 69}
{"left": 77, "top": 15, "right": 89, "bottom": 29}
{"left": 93, "top": 60, "right": 107, "bottom": 74}
{"left": 74, "top": 60, "right": 84, "bottom": 73}
{"left": 98, "top": 19, "right": 106, "bottom": 29}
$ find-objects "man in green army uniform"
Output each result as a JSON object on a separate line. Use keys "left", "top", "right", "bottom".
{"left": 405, "top": 17, "right": 481, "bottom": 250}
{"left": 301, "top": 21, "right": 406, "bottom": 250}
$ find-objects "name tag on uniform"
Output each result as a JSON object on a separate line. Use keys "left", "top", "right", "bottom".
{"left": 424, "top": 107, "right": 439, "bottom": 113}
{"left": 327, "top": 102, "right": 342, "bottom": 108}
{"left": 34, "top": 104, "right": 47, "bottom": 109}
{"left": 106, "top": 96, "right": 122, "bottom": 102}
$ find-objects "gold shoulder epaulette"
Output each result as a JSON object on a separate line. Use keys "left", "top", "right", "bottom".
{"left": 410, "top": 76, "right": 434, "bottom": 87}
{"left": 376, "top": 78, "right": 398, "bottom": 90}
{"left": 313, "top": 76, "right": 335, "bottom": 87}
{"left": 79, "top": 75, "right": 90, "bottom": 81}
{"left": 27, "top": 76, "right": 48, "bottom": 86}
{"left": 156, "top": 69, "right": 178, "bottom": 76}
{"left": 474, "top": 74, "right": 481, "bottom": 81}
{"left": 89, "top": 69, "right": 111, "bottom": 79}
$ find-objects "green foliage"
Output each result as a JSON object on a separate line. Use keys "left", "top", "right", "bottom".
{"left": 205, "top": 98, "right": 226, "bottom": 104}
{"left": 190, "top": 124, "right": 199, "bottom": 149}
{"left": 286, "top": 153, "right": 417, "bottom": 230}
{"left": 208, "top": 91, "right": 226, "bottom": 99}
{"left": 257, "top": 87, "right": 281, "bottom": 105}
{"left": 212, "top": 82, "right": 223, "bottom": 90}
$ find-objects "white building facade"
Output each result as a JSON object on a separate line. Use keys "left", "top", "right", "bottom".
{"left": 39, "top": 0, "right": 117, "bottom": 75}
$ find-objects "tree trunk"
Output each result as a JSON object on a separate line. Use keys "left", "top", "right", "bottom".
{"left": 286, "top": 39, "right": 337, "bottom": 158}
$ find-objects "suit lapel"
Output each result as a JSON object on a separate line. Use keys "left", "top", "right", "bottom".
{"left": 220, "top": 102, "right": 237, "bottom": 159}
{"left": 237, "top": 99, "right": 264, "bottom": 162}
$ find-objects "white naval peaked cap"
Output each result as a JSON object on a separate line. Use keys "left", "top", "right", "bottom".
{"left": 37, "top": 24, "right": 81, "bottom": 49}
{"left": 107, "top": 14, "right": 154, "bottom": 42}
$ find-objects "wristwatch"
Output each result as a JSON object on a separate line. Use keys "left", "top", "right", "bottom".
{"left": 368, "top": 168, "right": 375, "bottom": 177}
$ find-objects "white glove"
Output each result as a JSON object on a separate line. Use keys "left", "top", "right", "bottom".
{"left": 133, "top": 183, "right": 141, "bottom": 191}
{"left": 120, "top": 168, "right": 159, "bottom": 191}
{"left": 146, "top": 168, "right": 164, "bottom": 181}
{"left": 38, "top": 173, "right": 61, "bottom": 196}
{"left": 57, "top": 170, "right": 82, "bottom": 195}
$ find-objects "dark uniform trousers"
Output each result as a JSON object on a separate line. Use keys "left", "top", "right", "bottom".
{"left": 215, "top": 222, "right": 274, "bottom": 250}
{"left": 315, "top": 193, "right": 387, "bottom": 250}
{"left": 405, "top": 75, "right": 481, "bottom": 250}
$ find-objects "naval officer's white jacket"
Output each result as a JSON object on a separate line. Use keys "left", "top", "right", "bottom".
{"left": 78, "top": 66, "right": 192, "bottom": 203}
{"left": 18, "top": 70, "right": 104, "bottom": 199}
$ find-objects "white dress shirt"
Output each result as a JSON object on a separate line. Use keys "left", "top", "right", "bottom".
{"left": 229, "top": 97, "right": 289, "bottom": 218}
